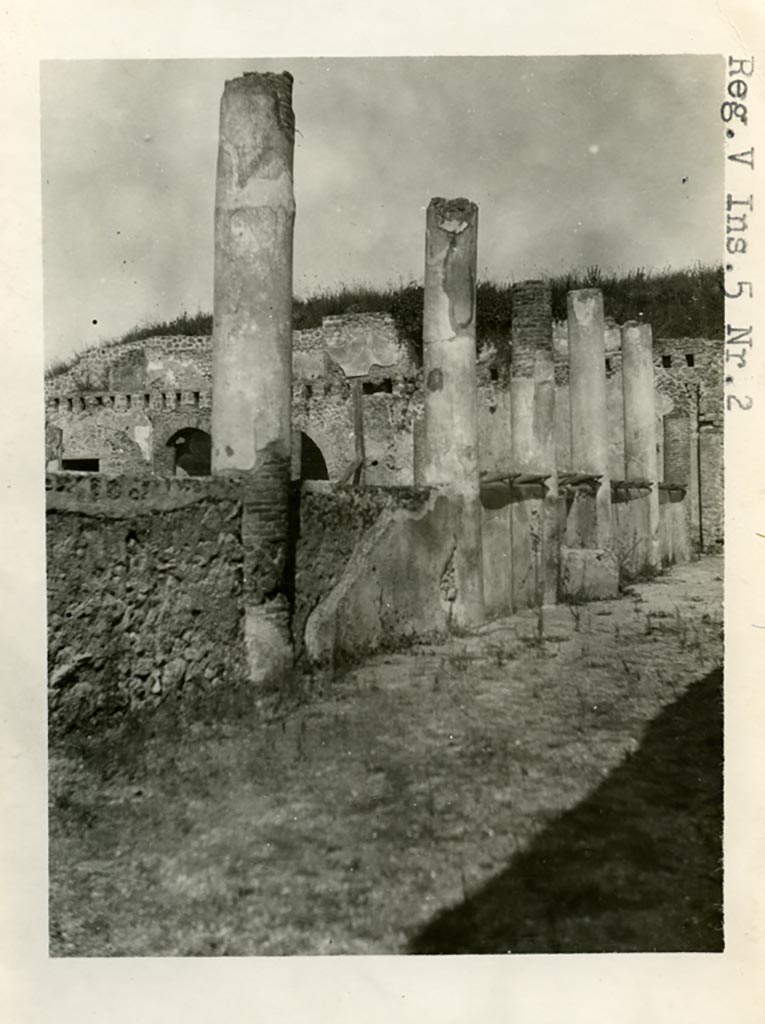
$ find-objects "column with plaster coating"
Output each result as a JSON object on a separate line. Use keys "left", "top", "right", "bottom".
{"left": 567, "top": 288, "right": 612, "bottom": 549}
{"left": 211, "top": 70, "right": 296, "bottom": 684}
{"left": 422, "top": 197, "right": 484, "bottom": 625}
{"left": 621, "top": 321, "right": 660, "bottom": 567}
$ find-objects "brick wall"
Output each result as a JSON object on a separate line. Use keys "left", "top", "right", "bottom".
{"left": 511, "top": 281, "right": 552, "bottom": 376}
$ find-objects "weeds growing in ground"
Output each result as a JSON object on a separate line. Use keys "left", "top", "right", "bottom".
{"left": 567, "top": 603, "right": 583, "bottom": 632}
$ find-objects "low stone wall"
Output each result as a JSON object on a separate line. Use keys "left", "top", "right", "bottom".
{"left": 479, "top": 482, "right": 547, "bottom": 614}
{"left": 481, "top": 500, "right": 513, "bottom": 618}
{"left": 47, "top": 473, "right": 248, "bottom": 734}
{"left": 295, "top": 483, "right": 467, "bottom": 663}
{"left": 558, "top": 482, "right": 619, "bottom": 601}
{"left": 47, "top": 464, "right": 698, "bottom": 728}
{"left": 612, "top": 486, "right": 654, "bottom": 580}
{"left": 293, "top": 483, "right": 432, "bottom": 657}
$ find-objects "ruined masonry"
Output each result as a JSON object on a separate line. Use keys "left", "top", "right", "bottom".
{"left": 45, "top": 70, "right": 723, "bottom": 727}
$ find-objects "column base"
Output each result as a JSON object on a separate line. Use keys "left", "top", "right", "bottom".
{"left": 244, "top": 600, "right": 293, "bottom": 687}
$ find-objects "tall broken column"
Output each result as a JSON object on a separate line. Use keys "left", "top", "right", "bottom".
{"left": 422, "top": 197, "right": 484, "bottom": 626}
{"left": 510, "top": 280, "right": 558, "bottom": 606}
{"left": 621, "top": 321, "right": 660, "bottom": 567}
{"left": 211, "top": 71, "right": 296, "bottom": 684}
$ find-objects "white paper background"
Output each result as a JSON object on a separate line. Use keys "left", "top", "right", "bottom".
{"left": 1, "top": 2, "right": 763, "bottom": 1021}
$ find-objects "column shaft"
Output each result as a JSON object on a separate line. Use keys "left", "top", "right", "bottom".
{"left": 211, "top": 70, "right": 296, "bottom": 684}
{"left": 621, "top": 321, "right": 660, "bottom": 567}
{"left": 567, "top": 288, "right": 612, "bottom": 548}
{"left": 422, "top": 197, "right": 483, "bottom": 625}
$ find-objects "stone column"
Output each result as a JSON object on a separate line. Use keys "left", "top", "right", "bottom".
{"left": 621, "top": 321, "right": 660, "bottom": 567}
{"left": 211, "top": 70, "right": 296, "bottom": 685}
{"left": 567, "top": 288, "right": 612, "bottom": 549}
{"left": 422, "top": 197, "right": 484, "bottom": 625}
{"left": 510, "top": 281, "right": 558, "bottom": 605}
{"left": 698, "top": 424, "right": 723, "bottom": 551}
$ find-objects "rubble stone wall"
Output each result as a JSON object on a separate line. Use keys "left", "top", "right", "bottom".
{"left": 46, "top": 473, "right": 248, "bottom": 733}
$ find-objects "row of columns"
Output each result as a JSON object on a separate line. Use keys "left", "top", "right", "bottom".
{"left": 208, "top": 71, "right": 667, "bottom": 680}
{"left": 420, "top": 202, "right": 663, "bottom": 624}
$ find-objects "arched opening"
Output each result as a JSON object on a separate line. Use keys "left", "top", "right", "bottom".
{"left": 300, "top": 432, "right": 329, "bottom": 481}
{"left": 166, "top": 427, "right": 212, "bottom": 476}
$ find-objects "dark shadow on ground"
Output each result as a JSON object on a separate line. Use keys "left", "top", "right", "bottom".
{"left": 409, "top": 667, "right": 723, "bottom": 954}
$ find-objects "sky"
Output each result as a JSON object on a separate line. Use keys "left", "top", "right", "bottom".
{"left": 41, "top": 55, "right": 723, "bottom": 365}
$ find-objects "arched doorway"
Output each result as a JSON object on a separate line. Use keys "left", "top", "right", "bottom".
{"left": 166, "top": 427, "right": 212, "bottom": 476}
{"left": 300, "top": 432, "right": 329, "bottom": 481}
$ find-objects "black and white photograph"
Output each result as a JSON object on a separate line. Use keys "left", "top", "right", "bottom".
{"left": 39, "top": 54, "right": 731, "bottom": 958}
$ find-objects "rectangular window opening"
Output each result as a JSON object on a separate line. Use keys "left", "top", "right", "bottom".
{"left": 661, "top": 355, "right": 672, "bottom": 368}
{"left": 62, "top": 458, "right": 99, "bottom": 472}
{"left": 362, "top": 378, "right": 393, "bottom": 395}
{"left": 685, "top": 353, "right": 695, "bottom": 367}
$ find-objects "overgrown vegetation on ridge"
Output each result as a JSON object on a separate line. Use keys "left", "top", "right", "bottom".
{"left": 46, "top": 263, "right": 723, "bottom": 378}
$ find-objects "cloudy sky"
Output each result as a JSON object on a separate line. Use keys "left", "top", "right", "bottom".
{"left": 41, "top": 55, "right": 723, "bottom": 364}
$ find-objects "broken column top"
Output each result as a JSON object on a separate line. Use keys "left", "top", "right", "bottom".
{"left": 232, "top": 69, "right": 293, "bottom": 85}
{"left": 511, "top": 279, "right": 552, "bottom": 309}
{"left": 429, "top": 197, "right": 478, "bottom": 231}
{"left": 567, "top": 288, "right": 604, "bottom": 325}
{"left": 568, "top": 287, "right": 603, "bottom": 302}
{"left": 222, "top": 71, "right": 295, "bottom": 136}
{"left": 511, "top": 280, "right": 553, "bottom": 373}
{"left": 244, "top": 69, "right": 293, "bottom": 80}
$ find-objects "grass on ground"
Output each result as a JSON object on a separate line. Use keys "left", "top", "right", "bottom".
{"left": 49, "top": 559, "right": 723, "bottom": 956}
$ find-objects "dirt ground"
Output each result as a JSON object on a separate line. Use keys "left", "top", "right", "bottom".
{"left": 49, "top": 555, "right": 723, "bottom": 955}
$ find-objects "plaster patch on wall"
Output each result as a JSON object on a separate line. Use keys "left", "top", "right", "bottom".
{"left": 324, "top": 314, "right": 402, "bottom": 377}
{"left": 133, "top": 424, "right": 152, "bottom": 461}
